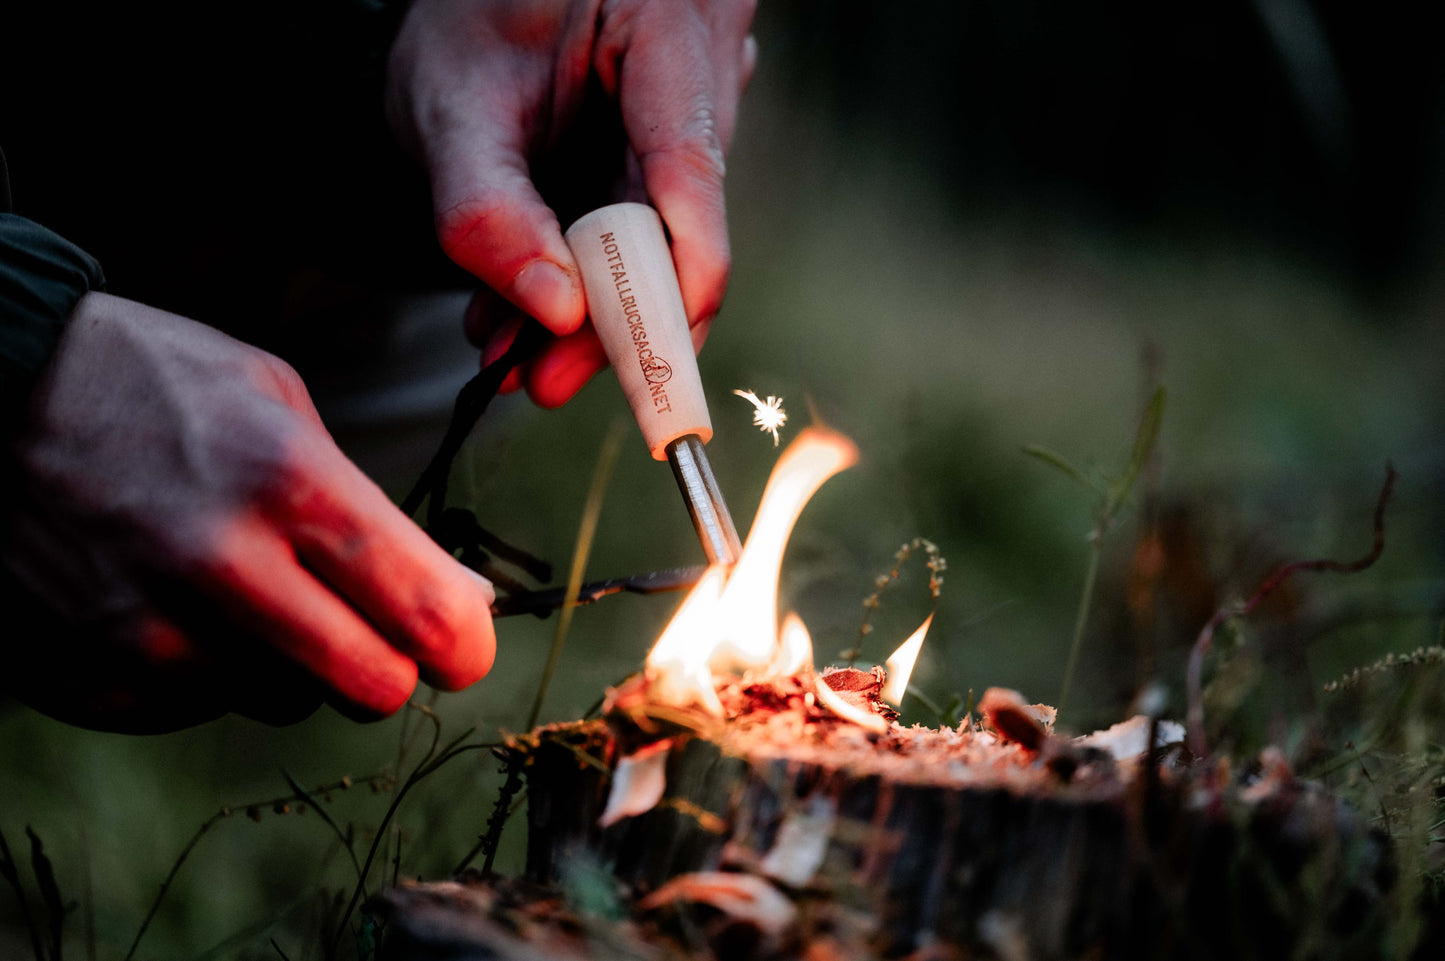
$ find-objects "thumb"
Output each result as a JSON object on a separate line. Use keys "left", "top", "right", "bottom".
{"left": 427, "top": 123, "right": 587, "bottom": 337}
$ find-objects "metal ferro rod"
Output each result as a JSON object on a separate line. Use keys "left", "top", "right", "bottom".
{"left": 667, "top": 434, "right": 742, "bottom": 566}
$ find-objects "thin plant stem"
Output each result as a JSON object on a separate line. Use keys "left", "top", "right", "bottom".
{"left": 1028, "top": 386, "right": 1164, "bottom": 716}
{"left": 903, "top": 685, "right": 944, "bottom": 719}
{"left": 483, "top": 793, "right": 528, "bottom": 875}
{"left": 450, "top": 753, "right": 527, "bottom": 876}
{"left": 1351, "top": 742, "right": 1394, "bottom": 837}
{"left": 1058, "top": 533, "right": 1102, "bottom": 715}
{"left": 1307, "top": 734, "right": 1386, "bottom": 780}
{"left": 0, "top": 829, "right": 44, "bottom": 961}
{"left": 280, "top": 772, "right": 365, "bottom": 887}
{"left": 125, "top": 774, "right": 382, "bottom": 961}
{"left": 527, "top": 420, "right": 626, "bottom": 730}
{"left": 390, "top": 823, "right": 403, "bottom": 888}
{"left": 846, "top": 538, "right": 945, "bottom": 666}
{"left": 1186, "top": 465, "right": 1396, "bottom": 756}
{"left": 1309, "top": 661, "right": 1430, "bottom": 783}
{"left": 394, "top": 690, "right": 440, "bottom": 777}
{"left": 123, "top": 809, "right": 233, "bottom": 961}
{"left": 55, "top": 765, "right": 97, "bottom": 961}
{"left": 329, "top": 737, "right": 499, "bottom": 954}
{"left": 23, "top": 828, "right": 63, "bottom": 961}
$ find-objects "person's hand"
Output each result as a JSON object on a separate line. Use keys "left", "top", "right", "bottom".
{"left": 385, "top": 0, "right": 758, "bottom": 407}
{"left": 1, "top": 293, "right": 497, "bottom": 732}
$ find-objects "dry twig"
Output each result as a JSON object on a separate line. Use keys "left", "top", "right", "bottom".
{"left": 1185, "top": 465, "right": 1397, "bottom": 757}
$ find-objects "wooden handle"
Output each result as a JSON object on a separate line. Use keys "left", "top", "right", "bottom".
{"left": 564, "top": 203, "right": 711, "bottom": 461}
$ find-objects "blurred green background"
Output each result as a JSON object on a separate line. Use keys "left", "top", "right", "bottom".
{"left": 4, "top": 2, "right": 1443, "bottom": 957}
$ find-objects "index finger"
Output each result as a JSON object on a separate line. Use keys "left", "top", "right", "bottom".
{"left": 276, "top": 438, "right": 498, "bottom": 693}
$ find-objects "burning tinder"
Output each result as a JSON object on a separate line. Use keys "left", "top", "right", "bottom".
{"left": 640, "top": 426, "right": 935, "bottom": 734}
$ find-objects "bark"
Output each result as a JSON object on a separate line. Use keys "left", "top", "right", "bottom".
{"left": 372, "top": 678, "right": 1394, "bottom": 960}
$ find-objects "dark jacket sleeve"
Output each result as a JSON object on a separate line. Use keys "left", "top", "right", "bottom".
{"left": 0, "top": 155, "right": 107, "bottom": 426}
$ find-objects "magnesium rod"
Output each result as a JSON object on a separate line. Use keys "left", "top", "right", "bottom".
{"left": 668, "top": 433, "right": 743, "bottom": 565}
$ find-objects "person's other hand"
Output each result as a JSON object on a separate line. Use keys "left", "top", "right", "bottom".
{"left": 385, "top": 0, "right": 758, "bottom": 407}
{"left": 1, "top": 293, "right": 497, "bottom": 732}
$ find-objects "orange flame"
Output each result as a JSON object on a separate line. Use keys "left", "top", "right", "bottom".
{"left": 880, "top": 613, "right": 933, "bottom": 704}
{"left": 769, "top": 613, "right": 814, "bottom": 677}
{"left": 644, "top": 566, "right": 728, "bottom": 715}
{"left": 645, "top": 426, "right": 858, "bottom": 712}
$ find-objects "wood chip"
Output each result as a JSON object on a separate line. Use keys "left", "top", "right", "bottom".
{"left": 759, "top": 792, "right": 837, "bottom": 887}
{"left": 978, "top": 687, "right": 1054, "bottom": 752}
{"left": 638, "top": 871, "right": 798, "bottom": 949}
{"left": 598, "top": 738, "right": 673, "bottom": 828}
{"left": 1074, "top": 715, "right": 1185, "bottom": 761}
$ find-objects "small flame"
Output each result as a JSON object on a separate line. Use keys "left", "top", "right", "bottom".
{"left": 645, "top": 567, "right": 727, "bottom": 715}
{"left": 769, "top": 613, "right": 814, "bottom": 677}
{"left": 880, "top": 613, "right": 934, "bottom": 705}
{"left": 645, "top": 427, "right": 858, "bottom": 712}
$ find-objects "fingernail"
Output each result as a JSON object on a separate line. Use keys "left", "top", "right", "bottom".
{"left": 512, "top": 260, "right": 581, "bottom": 333}
{"left": 464, "top": 568, "right": 496, "bottom": 607}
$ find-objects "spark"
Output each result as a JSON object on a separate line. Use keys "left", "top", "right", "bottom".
{"left": 733, "top": 388, "right": 787, "bottom": 446}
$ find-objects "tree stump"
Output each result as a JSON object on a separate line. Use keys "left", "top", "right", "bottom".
{"left": 370, "top": 672, "right": 1394, "bottom": 960}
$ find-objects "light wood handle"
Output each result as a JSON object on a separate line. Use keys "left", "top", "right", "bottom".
{"left": 564, "top": 203, "right": 711, "bottom": 461}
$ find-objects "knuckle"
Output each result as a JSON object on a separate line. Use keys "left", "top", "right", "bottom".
{"left": 254, "top": 420, "right": 328, "bottom": 513}
{"left": 408, "top": 584, "right": 495, "bottom": 690}
{"left": 164, "top": 511, "right": 243, "bottom": 582}
{"left": 187, "top": 375, "right": 322, "bottom": 517}
{"left": 405, "top": 593, "right": 460, "bottom": 660}
{"left": 261, "top": 355, "right": 310, "bottom": 406}
{"left": 435, "top": 193, "right": 510, "bottom": 259}
{"left": 665, "top": 104, "right": 728, "bottom": 182}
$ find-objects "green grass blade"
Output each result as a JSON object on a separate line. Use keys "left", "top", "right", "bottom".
{"left": 526, "top": 419, "right": 627, "bottom": 730}
{"left": 1022, "top": 444, "right": 1096, "bottom": 492}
